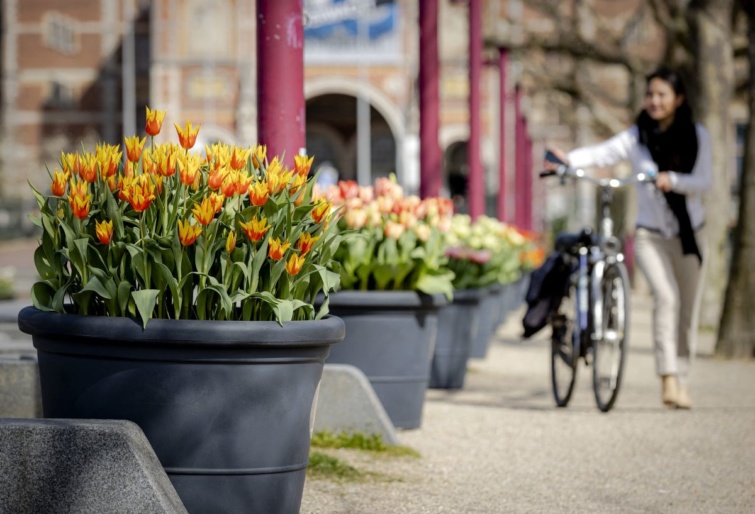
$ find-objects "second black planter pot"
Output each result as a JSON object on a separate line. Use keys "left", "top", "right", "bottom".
{"left": 429, "top": 288, "right": 485, "bottom": 389}
{"left": 324, "top": 291, "right": 448, "bottom": 429}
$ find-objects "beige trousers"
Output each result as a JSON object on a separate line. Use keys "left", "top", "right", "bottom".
{"left": 634, "top": 228, "right": 707, "bottom": 386}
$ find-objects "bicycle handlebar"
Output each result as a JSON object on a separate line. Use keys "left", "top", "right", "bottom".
{"left": 539, "top": 164, "right": 655, "bottom": 189}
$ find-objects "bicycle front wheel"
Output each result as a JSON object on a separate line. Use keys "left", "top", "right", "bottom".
{"left": 592, "top": 262, "right": 630, "bottom": 412}
{"left": 551, "top": 285, "right": 578, "bottom": 407}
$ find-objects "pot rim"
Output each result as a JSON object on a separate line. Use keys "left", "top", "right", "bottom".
{"left": 326, "top": 290, "right": 449, "bottom": 309}
{"left": 18, "top": 306, "right": 345, "bottom": 347}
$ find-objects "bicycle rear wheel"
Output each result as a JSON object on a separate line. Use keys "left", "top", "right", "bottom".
{"left": 592, "top": 262, "right": 629, "bottom": 412}
{"left": 551, "top": 285, "right": 578, "bottom": 407}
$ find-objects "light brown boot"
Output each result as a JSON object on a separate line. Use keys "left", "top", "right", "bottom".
{"left": 676, "top": 387, "right": 693, "bottom": 410}
{"left": 661, "top": 375, "right": 678, "bottom": 408}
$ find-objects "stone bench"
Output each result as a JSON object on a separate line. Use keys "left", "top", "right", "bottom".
{"left": 0, "top": 418, "right": 187, "bottom": 514}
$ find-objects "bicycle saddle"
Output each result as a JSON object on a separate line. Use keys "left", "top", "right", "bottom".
{"left": 555, "top": 228, "right": 596, "bottom": 252}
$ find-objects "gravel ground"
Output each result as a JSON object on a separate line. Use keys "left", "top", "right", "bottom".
{"left": 301, "top": 297, "right": 755, "bottom": 514}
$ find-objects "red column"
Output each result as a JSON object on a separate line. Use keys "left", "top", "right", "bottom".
{"left": 524, "top": 123, "right": 533, "bottom": 230}
{"left": 467, "top": 0, "right": 484, "bottom": 218}
{"left": 497, "top": 47, "right": 508, "bottom": 222}
{"left": 419, "top": 0, "right": 441, "bottom": 198}
{"left": 256, "top": 0, "right": 305, "bottom": 165}
{"left": 513, "top": 84, "right": 525, "bottom": 228}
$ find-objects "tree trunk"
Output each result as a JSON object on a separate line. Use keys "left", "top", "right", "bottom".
{"left": 686, "top": 0, "right": 735, "bottom": 330}
{"left": 717, "top": 1, "right": 755, "bottom": 359}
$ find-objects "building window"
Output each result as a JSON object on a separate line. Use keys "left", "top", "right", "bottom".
{"left": 43, "top": 12, "right": 79, "bottom": 55}
{"left": 47, "top": 81, "right": 75, "bottom": 108}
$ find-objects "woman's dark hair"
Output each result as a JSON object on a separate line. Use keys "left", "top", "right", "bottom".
{"left": 644, "top": 67, "right": 694, "bottom": 124}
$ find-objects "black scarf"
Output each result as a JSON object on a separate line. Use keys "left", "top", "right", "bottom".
{"left": 637, "top": 109, "right": 702, "bottom": 264}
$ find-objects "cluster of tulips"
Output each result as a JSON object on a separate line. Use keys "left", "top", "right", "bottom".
{"left": 31, "top": 108, "right": 341, "bottom": 326}
{"left": 316, "top": 177, "right": 455, "bottom": 296}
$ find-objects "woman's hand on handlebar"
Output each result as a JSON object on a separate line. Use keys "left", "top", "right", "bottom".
{"left": 655, "top": 171, "right": 672, "bottom": 192}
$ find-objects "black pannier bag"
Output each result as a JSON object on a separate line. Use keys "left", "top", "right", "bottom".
{"left": 522, "top": 251, "right": 572, "bottom": 338}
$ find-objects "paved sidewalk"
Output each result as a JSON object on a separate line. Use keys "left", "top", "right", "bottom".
{"left": 301, "top": 296, "right": 755, "bottom": 513}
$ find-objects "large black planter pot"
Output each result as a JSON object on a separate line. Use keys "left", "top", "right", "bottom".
{"left": 324, "top": 291, "right": 447, "bottom": 429}
{"left": 469, "top": 286, "right": 499, "bottom": 359}
{"left": 17, "top": 307, "right": 345, "bottom": 514}
{"left": 429, "top": 288, "right": 485, "bottom": 389}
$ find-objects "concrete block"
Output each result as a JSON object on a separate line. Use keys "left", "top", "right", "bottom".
{"left": 313, "top": 364, "right": 398, "bottom": 445}
{"left": 0, "top": 354, "right": 41, "bottom": 418}
{"left": 0, "top": 418, "right": 187, "bottom": 514}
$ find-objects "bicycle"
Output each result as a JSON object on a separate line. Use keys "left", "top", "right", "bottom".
{"left": 539, "top": 152, "right": 655, "bottom": 412}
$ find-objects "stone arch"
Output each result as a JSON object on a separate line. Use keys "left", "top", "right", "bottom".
{"left": 305, "top": 77, "right": 405, "bottom": 142}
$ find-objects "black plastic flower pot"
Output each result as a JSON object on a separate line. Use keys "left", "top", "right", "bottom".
{"left": 18, "top": 307, "right": 345, "bottom": 514}
{"left": 469, "top": 285, "right": 499, "bottom": 359}
{"left": 323, "top": 291, "right": 447, "bottom": 429}
{"left": 429, "top": 288, "right": 485, "bottom": 389}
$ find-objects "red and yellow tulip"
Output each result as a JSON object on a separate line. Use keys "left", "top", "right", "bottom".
{"left": 178, "top": 219, "right": 202, "bottom": 246}
{"left": 268, "top": 237, "right": 291, "bottom": 261}
{"left": 252, "top": 144, "right": 267, "bottom": 168}
{"left": 225, "top": 231, "right": 236, "bottom": 254}
{"left": 296, "top": 233, "right": 319, "bottom": 256}
{"left": 285, "top": 253, "right": 306, "bottom": 275}
{"left": 145, "top": 106, "right": 166, "bottom": 137}
{"left": 192, "top": 197, "right": 216, "bottom": 226}
{"left": 174, "top": 121, "right": 200, "bottom": 150}
{"left": 95, "top": 219, "right": 113, "bottom": 245}
{"left": 51, "top": 169, "right": 69, "bottom": 197}
{"left": 248, "top": 180, "right": 269, "bottom": 206}
{"left": 120, "top": 175, "right": 156, "bottom": 213}
{"left": 294, "top": 154, "right": 314, "bottom": 177}
{"left": 124, "top": 135, "right": 146, "bottom": 163}
{"left": 239, "top": 216, "right": 271, "bottom": 243}
{"left": 67, "top": 179, "right": 91, "bottom": 220}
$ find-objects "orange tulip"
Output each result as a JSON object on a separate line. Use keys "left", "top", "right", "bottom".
{"left": 145, "top": 106, "right": 166, "bottom": 137}
{"left": 285, "top": 253, "right": 306, "bottom": 276}
{"left": 220, "top": 171, "right": 238, "bottom": 198}
{"left": 124, "top": 135, "right": 146, "bottom": 163}
{"left": 294, "top": 154, "right": 314, "bottom": 177}
{"left": 178, "top": 218, "right": 202, "bottom": 246}
{"left": 239, "top": 216, "right": 270, "bottom": 243}
{"left": 267, "top": 237, "right": 291, "bottom": 261}
{"left": 311, "top": 199, "right": 331, "bottom": 224}
{"left": 120, "top": 175, "right": 156, "bottom": 213}
{"left": 296, "top": 233, "right": 319, "bottom": 256}
{"left": 252, "top": 144, "right": 267, "bottom": 168}
{"left": 61, "top": 152, "right": 78, "bottom": 176}
{"left": 95, "top": 219, "right": 113, "bottom": 245}
{"left": 289, "top": 173, "right": 308, "bottom": 206}
{"left": 174, "top": 121, "right": 200, "bottom": 150}
{"left": 96, "top": 143, "right": 120, "bottom": 179}
{"left": 208, "top": 165, "right": 229, "bottom": 191}
{"left": 248, "top": 180, "right": 269, "bottom": 206}
{"left": 225, "top": 231, "right": 236, "bottom": 254}
{"left": 230, "top": 146, "right": 251, "bottom": 171}
{"left": 209, "top": 192, "right": 225, "bottom": 213}
{"left": 178, "top": 153, "right": 201, "bottom": 186}
{"left": 192, "top": 197, "right": 215, "bottom": 226}
{"left": 142, "top": 150, "right": 158, "bottom": 176}
{"left": 51, "top": 169, "right": 69, "bottom": 197}
{"left": 234, "top": 171, "right": 253, "bottom": 196}
{"left": 78, "top": 152, "right": 98, "bottom": 183}
{"left": 67, "top": 179, "right": 91, "bottom": 220}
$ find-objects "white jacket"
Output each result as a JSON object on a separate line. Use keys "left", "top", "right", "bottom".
{"left": 567, "top": 124, "right": 712, "bottom": 237}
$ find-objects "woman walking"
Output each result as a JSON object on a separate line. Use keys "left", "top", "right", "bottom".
{"left": 546, "top": 67, "right": 711, "bottom": 409}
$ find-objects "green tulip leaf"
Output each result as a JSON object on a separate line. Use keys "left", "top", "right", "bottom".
{"left": 132, "top": 289, "right": 159, "bottom": 328}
